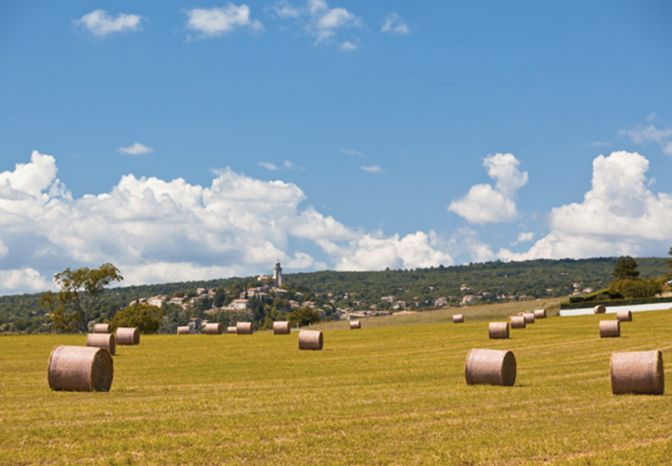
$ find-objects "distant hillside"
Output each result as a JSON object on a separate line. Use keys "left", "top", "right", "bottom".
{"left": 0, "top": 257, "right": 668, "bottom": 333}
{"left": 285, "top": 257, "right": 668, "bottom": 303}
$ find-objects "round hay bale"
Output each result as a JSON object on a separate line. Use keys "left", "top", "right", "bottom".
{"left": 273, "top": 321, "right": 291, "bottom": 335}
{"left": 350, "top": 320, "right": 361, "bottom": 329}
{"left": 116, "top": 327, "right": 140, "bottom": 345}
{"left": 86, "top": 333, "right": 116, "bottom": 356}
{"left": 489, "top": 322, "right": 509, "bottom": 339}
{"left": 226, "top": 326, "right": 237, "bottom": 334}
{"left": 47, "top": 345, "right": 113, "bottom": 392}
{"left": 523, "top": 313, "right": 535, "bottom": 324}
{"left": 510, "top": 316, "right": 526, "bottom": 329}
{"left": 93, "top": 323, "right": 110, "bottom": 334}
{"left": 453, "top": 314, "right": 464, "bottom": 323}
{"left": 177, "top": 326, "right": 190, "bottom": 335}
{"left": 599, "top": 320, "right": 620, "bottom": 338}
{"left": 533, "top": 309, "right": 546, "bottom": 319}
{"left": 611, "top": 350, "right": 664, "bottom": 395}
{"left": 298, "top": 330, "right": 323, "bottom": 350}
{"left": 204, "top": 323, "right": 222, "bottom": 335}
{"left": 236, "top": 322, "right": 253, "bottom": 335}
{"left": 465, "top": 348, "right": 516, "bottom": 386}
{"left": 616, "top": 310, "right": 632, "bottom": 322}
{"left": 594, "top": 304, "right": 606, "bottom": 314}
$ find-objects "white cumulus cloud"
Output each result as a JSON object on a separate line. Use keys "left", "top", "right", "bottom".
{"left": 511, "top": 232, "right": 534, "bottom": 246}
{"left": 119, "top": 142, "right": 154, "bottom": 155}
{"left": 73, "top": 10, "right": 142, "bottom": 37}
{"left": 499, "top": 151, "right": 672, "bottom": 260}
{"left": 0, "top": 269, "right": 52, "bottom": 295}
{"left": 619, "top": 122, "right": 672, "bottom": 156}
{"left": 448, "top": 153, "right": 528, "bottom": 224}
{"left": 341, "top": 147, "right": 366, "bottom": 157}
{"left": 271, "top": 0, "right": 362, "bottom": 46}
{"left": 184, "top": 4, "right": 263, "bottom": 38}
{"left": 360, "top": 165, "right": 382, "bottom": 173}
{"left": 381, "top": 13, "right": 409, "bottom": 34}
{"left": 259, "top": 162, "right": 279, "bottom": 170}
{"left": 270, "top": 0, "right": 302, "bottom": 18}
{"left": 317, "top": 231, "right": 453, "bottom": 271}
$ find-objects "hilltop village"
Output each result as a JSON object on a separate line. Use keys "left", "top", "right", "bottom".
{"left": 128, "top": 260, "right": 599, "bottom": 324}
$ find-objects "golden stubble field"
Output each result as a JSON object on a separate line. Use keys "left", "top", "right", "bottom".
{"left": 1, "top": 306, "right": 671, "bottom": 465}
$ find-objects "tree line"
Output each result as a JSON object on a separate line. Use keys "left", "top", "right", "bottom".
{"left": 1, "top": 255, "right": 670, "bottom": 334}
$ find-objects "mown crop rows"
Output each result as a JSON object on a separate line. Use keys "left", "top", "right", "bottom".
{"left": 1, "top": 309, "right": 671, "bottom": 465}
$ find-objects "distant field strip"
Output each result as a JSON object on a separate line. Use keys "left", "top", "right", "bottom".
{"left": 560, "top": 302, "right": 672, "bottom": 316}
{"left": 1, "top": 309, "right": 672, "bottom": 465}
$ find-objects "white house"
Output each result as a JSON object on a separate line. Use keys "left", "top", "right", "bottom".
{"left": 148, "top": 296, "right": 166, "bottom": 307}
{"left": 230, "top": 299, "right": 249, "bottom": 310}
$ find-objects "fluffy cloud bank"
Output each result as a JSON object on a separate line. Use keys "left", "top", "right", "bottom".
{"left": 448, "top": 153, "right": 528, "bottom": 224}
{"left": 318, "top": 231, "right": 453, "bottom": 271}
{"left": 0, "top": 151, "right": 454, "bottom": 294}
{"left": 3, "top": 149, "right": 668, "bottom": 295}
{"left": 500, "top": 151, "right": 672, "bottom": 260}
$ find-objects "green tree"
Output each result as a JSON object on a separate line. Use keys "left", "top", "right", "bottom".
{"left": 666, "top": 247, "right": 672, "bottom": 279}
{"left": 111, "top": 302, "right": 164, "bottom": 334}
{"left": 159, "top": 303, "right": 190, "bottom": 334}
{"left": 213, "top": 287, "right": 226, "bottom": 308}
{"left": 40, "top": 263, "right": 123, "bottom": 333}
{"left": 288, "top": 306, "right": 321, "bottom": 327}
{"left": 613, "top": 256, "right": 640, "bottom": 280}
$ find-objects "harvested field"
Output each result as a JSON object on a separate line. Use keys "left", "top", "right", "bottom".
{"left": 1, "top": 306, "right": 672, "bottom": 465}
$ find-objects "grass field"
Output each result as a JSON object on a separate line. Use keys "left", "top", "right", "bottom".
{"left": 2, "top": 307, "right": 672, "bottom": 465}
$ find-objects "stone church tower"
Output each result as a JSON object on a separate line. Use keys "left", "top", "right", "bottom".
{"left": 273, "top": 260, "right": 283, "bottom": 287}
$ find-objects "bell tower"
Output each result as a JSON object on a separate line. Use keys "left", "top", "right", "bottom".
{"left": 273, "top": 260, "right": 283, "bottom": 287}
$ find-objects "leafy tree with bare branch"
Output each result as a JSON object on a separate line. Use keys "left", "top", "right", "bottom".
{"left": 40, "top": 263, "right": 123, "bottom": 333}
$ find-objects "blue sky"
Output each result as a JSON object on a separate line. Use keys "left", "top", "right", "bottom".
{"left": 1, "top": 0, "right": 671, "bottom": 294}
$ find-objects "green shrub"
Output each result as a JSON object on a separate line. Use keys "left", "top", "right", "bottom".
{"left": 111, "top": 303, "right": 164, "bottom": 334}
{"left": 288, "top": 306, "right": 321, "bottom": 327}
{"left": 608, "top": 278, "right": 663, "bottom": 299}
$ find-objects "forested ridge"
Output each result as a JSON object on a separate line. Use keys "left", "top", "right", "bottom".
{"left": 1, "top": 257, "right": 669, "bottom": 333}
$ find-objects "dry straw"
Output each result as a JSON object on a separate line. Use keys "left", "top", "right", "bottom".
{"left": 93, "top": 323, "right": 110, "bottom": 334}
{"left": 86, "top": 333, "right": 116, "bottom": 356}
{"left": 236, "top": 322, "right": 253, "bottom": 335}
{"left": 523, "top": 313, "right": 535, "bottom": 324}
{"left": 453, "top": 314, "right": 464, "bottom": 323}
{"left": 594, "top": 304, "right": 606, "bottom": 314}
{"left": 533, "top": 309, "right": 546, "bottom": 319}
{"left": 616, "top": 310, "right": 632, "bottom": 322}
{"left": 599, "top": 320, "right": 620, "bottom": 338}
{"left": 611, "top": 350, "right": 664, "bottom": 395}
{"left": 226, "top": 326, "right": 237, "bottom": 334}
{"left": 489, "top": 322, "right": 509, "bottom": 339}
{"left": 273, "top": 321, "right": 291, "bottom": 335}
{"left": 350, "top": 321, "right": 361, "bottom": 329}
{"left": 465, "top": 348, "right": 517, "bottom": 386}
{"left": 116, "top": 327, "right": 140, "bottom": 345}
{"left": 177, "top": 326, "right": 190, "bottom": 335}
{"left": 298, "top": 330, "right": 323, "bottom": 350}
{"left": 600, "top": 320, "right": 621, "bottom": 338}
{"left": 204, "top": 323, "right": 222, "bottom": 335}
{"left": 510, "top": 316, "right": 526, "bottom": 329}
{"left": 47, "top": 345, "right": 113, "bottom": 392}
